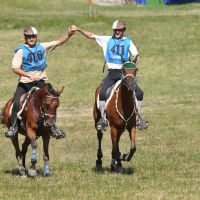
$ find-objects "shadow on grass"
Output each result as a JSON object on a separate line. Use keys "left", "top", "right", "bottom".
{"left": 4, "top": 168, "right": 19, "bottom": 176}
{"left": 3, "top": 168, "right": 50, "bottom": 178}
{"left": 92, "top": 166, "right": 135, "bottom": 175}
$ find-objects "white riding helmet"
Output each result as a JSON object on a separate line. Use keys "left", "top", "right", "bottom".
{"left": 23, "top": 26, "right": 38, "bottom": 36}
{"left": 112, "top": 20, "right": 126, "bottom": 30}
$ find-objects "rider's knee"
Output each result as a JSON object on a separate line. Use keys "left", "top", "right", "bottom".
{"left": 12, "top": 100, "right": 20, "bottom": 112}
{"left": 99, "top": 91, "right": 106, "bottom": 101}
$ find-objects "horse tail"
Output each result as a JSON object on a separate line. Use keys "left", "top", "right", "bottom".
{"left": 93, "top": 86, "right": 101, "bottom": 123}
{"left": 0, "top": 97, "right": 14, "bottom": 126}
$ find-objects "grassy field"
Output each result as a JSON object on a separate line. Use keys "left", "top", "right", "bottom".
{"left": 0, "top": 0, "right": 200, "bottom": 199}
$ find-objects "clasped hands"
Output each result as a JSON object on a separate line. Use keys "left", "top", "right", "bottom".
{"left": 68, "top": 25, "right": 78, "bottom": 36}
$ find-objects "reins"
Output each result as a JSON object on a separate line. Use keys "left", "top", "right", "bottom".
{"left": 31, "top": 92, "right": 41, "bottom": 125}
{"left": 46, "top": 95, "right": 59, "bottom": 99}
{"left": 123, "top": 73, "right": 134, "bottom": 79}
{"left": 40, "top": 95, "right": 58, "bottom": 119}
{"left": 114, "top": 74, "right": 137, "bottom": 128}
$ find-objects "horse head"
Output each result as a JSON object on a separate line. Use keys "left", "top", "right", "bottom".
{"left": 39, "top": 83, "right": 64, "bottom": 127}
{"left": 122, "top": 61, "right": 137, "bottom": 92}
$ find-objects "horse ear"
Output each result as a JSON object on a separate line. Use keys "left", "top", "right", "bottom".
{"left": 57, "top": 86, "right": 64, "bottom": 95}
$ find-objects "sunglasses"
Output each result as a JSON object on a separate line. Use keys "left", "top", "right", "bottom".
{"left": 25, "top": 35, "right": 37, "bottom": 39}
{"left": 113, "top": 29, "right": 124, "bottom": 32}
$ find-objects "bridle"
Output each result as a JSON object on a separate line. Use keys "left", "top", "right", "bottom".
{"left": 115, "top": 70, "right": 137, "bottom": 128}
{"left": 40, "top": 95, "right": 59, "bottom": 126}
{"left": 32, "top": 92, "right": 59, "bottom": 126}
{"left": 122, "top": 70, "right": 136, "bottom": 92}
{"left": 123, "top": 73, "right": 135, "bottom": 79}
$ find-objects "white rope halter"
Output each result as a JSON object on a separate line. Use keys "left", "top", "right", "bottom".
{"left": 114, "top": 75, "right": 138, "bottom": 128}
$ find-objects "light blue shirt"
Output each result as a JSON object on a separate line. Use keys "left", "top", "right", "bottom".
{"left": 105, "top": 36, "right": 131, "bottom": 64}
{"left": 94, "top": 35, "right": 138, "bottom": 69}
{"left": 14, "top": 43, "right": 46, "bottom": 72}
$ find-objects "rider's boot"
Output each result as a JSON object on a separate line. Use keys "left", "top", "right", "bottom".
{"left": 96, "top": 101, "right": 108, "bottom": 131}
{"left": 136, "top": 114, "right": 148, "bottom": 129}
{"left": 5, "top": 119, "right": 18, "bottom": 138}
{"left": 136, "top": 101, "right": 148, "bottom": 129}
{"left": 51, "top": 125, "right": 66, "bottom": 139}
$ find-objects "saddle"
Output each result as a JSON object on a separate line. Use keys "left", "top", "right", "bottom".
{"left": 9, "top": 87, "right": 40, "bottom": 120}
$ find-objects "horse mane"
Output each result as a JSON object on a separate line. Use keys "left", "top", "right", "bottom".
{"left": 41, "top": 83, "right": 60, "bottom": 97}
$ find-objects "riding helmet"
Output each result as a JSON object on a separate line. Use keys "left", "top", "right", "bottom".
{"left": 112, "top": 20, "right": 126, "bottom": 30}
{"left": 23, "top": 26, "right": 38, "bottom": 36}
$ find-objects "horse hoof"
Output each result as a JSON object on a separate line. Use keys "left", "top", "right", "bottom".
{"left": 121, "top": 154, "right": 128, "bottom": 161}
{"left": 115, "top": 166, "right": 123, "bottom": 173}
{"left": 44, "top": 172, "right": 50, "bottom": 177}
{"left": 28, "top": 168, "right": 37, "bottom": 177}
{"left": 96, "top": 160, "right": 103, "bottom": 171}
{"left": 110, "top": 159, "right": 123, "bottom": 173}
{"left": 19, "top": 166, "right": 26, "bottom": 176}
{"left": 43, "top": 170, "right": 50, "bottom": 177}
{"left": 111, "top": 165, "right": 123, "bottom": 173}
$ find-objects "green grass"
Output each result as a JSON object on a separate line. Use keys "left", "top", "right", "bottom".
{"left": 0, "top": 0, "right": 200, "bottom": 200}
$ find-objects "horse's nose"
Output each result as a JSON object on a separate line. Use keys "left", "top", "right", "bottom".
{"left": 128, "top": 86, "right": 134, "bottom": 92}
{"left": 129, "top": 80, "right": 136, "bottom": 91}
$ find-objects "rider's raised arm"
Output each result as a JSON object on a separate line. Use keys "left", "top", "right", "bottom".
{"left": 70, "top": 25, "right": 95, "bottom": 40}
{"left": 41, "top": 28, "right": 74, "bottom": 53}
{"left": 53, "top": 28, "right": 74, "bottom": 48}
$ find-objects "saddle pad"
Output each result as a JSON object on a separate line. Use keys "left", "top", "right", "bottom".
{"left": 8, "top": 87, "right": 40, "bottom": 120}
{"left": 17, "top": 87, "right": 40, "bottom": 120}
{"left": 9, "top": 94, "right": 25, "bottom": 117}
{"left": 97, "top": 80, "right": 121, "bottom": 110}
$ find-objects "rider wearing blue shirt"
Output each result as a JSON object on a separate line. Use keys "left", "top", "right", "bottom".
{"left": 70, "top": 20, "right": 148, "bottom": 130}
{"left": 15, "top": 43, "right": 46, "bottom": 72}
{"left": 105, "top": 36, "right": 131, "bottom": 64}
{"left": 5, "top": 26, "right": 74, "bottom": 138}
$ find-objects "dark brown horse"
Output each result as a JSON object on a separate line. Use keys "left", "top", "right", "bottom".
{"left": 1, "top": 83, "right": 64, "bottom": 177}
{"left": 94, "top": 67, "right": 137, "bottom": 172}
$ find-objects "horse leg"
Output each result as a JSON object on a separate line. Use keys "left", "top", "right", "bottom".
{"left": 94, "top": 99, "right": 104, "bottom": 170}
{"left": 28, "top": 139, "right": 37, "bottom": 177}
{"left": 96, "top": 130, "right": 103, "bottom": 170}
{"left": 21, "top": 137, "right": 31, "bottom": 170}
{"left": 110, "top": 126, "right": 123, "bottom": 172}
{"left": 122, "top": 127, "right": 137, "bottom": 162}
{"left": 11, "top": 134, "right": 26, "bottom": 176}
{"left": 42, "top": 134, "right": 50, "bottom": 176}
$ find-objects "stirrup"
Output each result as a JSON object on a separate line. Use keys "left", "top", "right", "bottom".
{"left": 51, "top": 125, "right": 66, "bottom": 139}
{"left": 96, "top": 118, "right": 108, "bottom": 131}
{"left": 5, "top": 125, "right": 18, "bottom": 138}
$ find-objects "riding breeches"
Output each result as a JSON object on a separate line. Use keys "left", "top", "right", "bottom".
{"left": 99, "top": 69, "right": 122, "bottom": 101}
{"left": 11, "top": 80, "right": 46, "bottom": 124}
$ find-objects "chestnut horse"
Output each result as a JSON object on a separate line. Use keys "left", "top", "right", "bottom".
{"left": 94, "top": 67, "right": 137, "bottom": 172}
{"left": 1, "top": 83, "right": 64, "bottom": 177}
